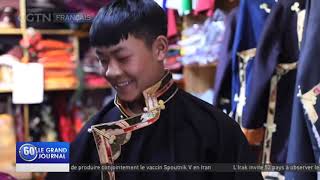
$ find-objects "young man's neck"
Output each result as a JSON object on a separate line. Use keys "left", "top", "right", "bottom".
{"left": 127, "top": 97, "right": 145, "bottom": 114}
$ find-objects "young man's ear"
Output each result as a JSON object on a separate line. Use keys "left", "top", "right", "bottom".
{"left": 152, "top": 35, "right": 168, "bottom": 62}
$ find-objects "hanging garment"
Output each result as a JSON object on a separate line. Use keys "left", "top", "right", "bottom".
{"left": 243, "top": 0, "right": 305, "bottom": 164}
{"left": 167, "top": 9, "right": 178, "bottom": 37}
{"left": 285, "top": 0, "right": 320, "bottom": 179}
{"left": 230, "top": 0, "right": 275, "bottom": 129}
{"left": 54, "top": 96, "right": 77, "bottom": 142}
{"left": 213, "top": 7, "right": 238, "bottom": 113}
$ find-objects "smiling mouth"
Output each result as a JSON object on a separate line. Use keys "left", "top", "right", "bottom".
{"left": 114, "top": 80, "right": 133, "bottom": 89}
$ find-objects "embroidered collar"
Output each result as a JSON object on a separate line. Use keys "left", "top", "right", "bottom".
{"left": 114, "top": 71, "right": 178, "bottom": 118}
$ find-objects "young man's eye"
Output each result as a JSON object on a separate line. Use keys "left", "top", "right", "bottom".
{"left": 117, "top": 56, "right": 130, "bottom": 62}
{"left": 98, "top": 58, "right": 109, "bottom": 68}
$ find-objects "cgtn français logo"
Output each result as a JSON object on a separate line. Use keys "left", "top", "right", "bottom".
{"left": 16, "top": 142, "right": 70, "bottom": 172}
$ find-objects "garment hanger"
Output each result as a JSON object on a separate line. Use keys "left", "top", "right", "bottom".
{"left": 260, "top": 3, "right": 271, "bottom": 13}
{"left": 259, "top": 0, "right": 279, "bottom": 14}
{"left": 291, "top": 2, "right": 301, "bottom": 13}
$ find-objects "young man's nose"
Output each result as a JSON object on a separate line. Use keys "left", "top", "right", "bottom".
{"left": 105, "top": 59, "right": 123, "bottom": 78}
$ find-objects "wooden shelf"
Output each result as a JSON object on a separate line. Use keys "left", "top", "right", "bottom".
{"left": 0, "top": 88, "right": 12, "bottom": 93}
{"left": 38, "top": 29, "right": 74, "bottom": 35}
{"left": 0, "top": 28, "right": 88, "bottom": 37}
{"left": 184, "top": 62, "right": 218, "bottom": 68}
{"left": 47, "top": 83, "right": 111, "bottom": 91}
{"left": 37, "top": 29, "right": 88, "bottom": 37}
{"left": 45, "top": 84, "right": 80, "bottom": 91}
{"left": 0, "top": 28, "right": 23, "bottom": 35}
{"left": 0, "top": 83, "right": 110, "bottom": 93}
{"left": 45, "top": 83, "right": 110, "bottom": 91}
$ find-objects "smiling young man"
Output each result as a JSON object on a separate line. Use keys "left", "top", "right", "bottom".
{"left": 94, "top": 35, "right": 167, "bottom": 114}
{"left": 47, "top": 0, "right": 262, "bottom": 180}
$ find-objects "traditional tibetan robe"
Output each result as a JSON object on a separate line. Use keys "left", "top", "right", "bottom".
{"left": 243, "top": 0, "right": 305, "bottom": 165}
{"left": 228, "top": 0, "right": 276, "bottom": 138}
{"left": 285, "top": 0, "right": 320, "bottom": 179}
{"left": 46, "top": 72, "right": 262, "bottom": 180}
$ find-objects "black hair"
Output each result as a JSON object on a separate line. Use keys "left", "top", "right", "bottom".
{"left": 89, "top": 0, "right": 167, "bottom": 48}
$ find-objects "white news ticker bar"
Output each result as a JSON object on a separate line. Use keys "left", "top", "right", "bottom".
{"left": 16, "top": 163, "right": 69, "bottom": 172}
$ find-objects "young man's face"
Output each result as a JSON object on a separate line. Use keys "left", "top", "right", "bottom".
{"left": 95, "top": 35, "right": 167, "bottom": 102}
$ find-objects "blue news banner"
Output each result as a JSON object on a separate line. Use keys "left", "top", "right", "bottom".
{"left": 16, "top": 142, "right": 69, "bottom": 172}
{"left": 16, "top": 142, "right": 320, "bottom": 173}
